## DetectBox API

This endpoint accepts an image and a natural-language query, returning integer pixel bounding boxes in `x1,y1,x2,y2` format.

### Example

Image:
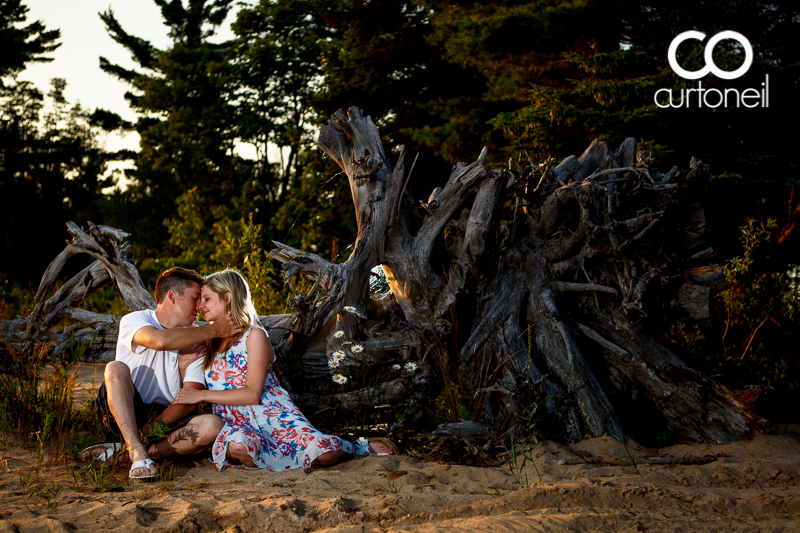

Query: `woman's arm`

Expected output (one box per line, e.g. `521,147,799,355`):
172,328,275,406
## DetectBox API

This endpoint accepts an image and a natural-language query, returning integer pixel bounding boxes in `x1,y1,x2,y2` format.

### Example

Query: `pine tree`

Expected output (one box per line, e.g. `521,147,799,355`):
99,0,243,269
0,79,119,283
0,0,60,84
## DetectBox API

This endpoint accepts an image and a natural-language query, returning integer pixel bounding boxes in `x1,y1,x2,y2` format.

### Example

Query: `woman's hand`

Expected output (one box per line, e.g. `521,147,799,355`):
178,341,206,381
172,387,204,405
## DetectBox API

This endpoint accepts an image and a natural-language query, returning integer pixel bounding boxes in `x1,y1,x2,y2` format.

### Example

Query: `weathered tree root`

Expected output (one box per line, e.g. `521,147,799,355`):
10,108,763,446
268,107,761,444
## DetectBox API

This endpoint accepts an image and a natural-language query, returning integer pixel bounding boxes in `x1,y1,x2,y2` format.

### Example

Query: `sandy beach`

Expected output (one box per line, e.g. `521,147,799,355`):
1,364,798,532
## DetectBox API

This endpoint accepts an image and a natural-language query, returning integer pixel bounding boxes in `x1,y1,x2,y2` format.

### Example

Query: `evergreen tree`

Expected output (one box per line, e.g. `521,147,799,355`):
231,0,329,249
99,0,244,272
0,3,122,286
418,0,798,260
0,0,60,84
0,79,119,284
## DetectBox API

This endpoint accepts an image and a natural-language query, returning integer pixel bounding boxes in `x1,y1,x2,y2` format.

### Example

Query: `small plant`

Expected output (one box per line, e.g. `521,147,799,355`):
654,430,675,448
666,217,800,389
472,488,503,497
506,393,553,486
142,421,171,445
36,482,62,509
14,473,62,510
17,472,35,510
158,462,178,490
35,413,55,473
74,460,119,492
614,434,640,475
386,479,399,494
67,331,97,363
507,438,529,487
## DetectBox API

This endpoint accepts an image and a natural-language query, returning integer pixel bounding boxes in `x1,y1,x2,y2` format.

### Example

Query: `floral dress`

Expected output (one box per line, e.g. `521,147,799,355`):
206,325,368,470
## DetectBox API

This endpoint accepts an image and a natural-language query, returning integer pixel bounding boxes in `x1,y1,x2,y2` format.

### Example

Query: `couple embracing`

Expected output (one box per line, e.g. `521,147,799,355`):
82,267,395,481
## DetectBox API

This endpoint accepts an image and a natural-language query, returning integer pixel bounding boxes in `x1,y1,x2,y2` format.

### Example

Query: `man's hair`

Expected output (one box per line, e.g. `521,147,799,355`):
155,267,204,304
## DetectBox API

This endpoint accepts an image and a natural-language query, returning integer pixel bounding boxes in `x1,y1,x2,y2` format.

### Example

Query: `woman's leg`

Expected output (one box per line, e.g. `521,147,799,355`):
310,440,393,467
226,442,257,468
310,449,348,466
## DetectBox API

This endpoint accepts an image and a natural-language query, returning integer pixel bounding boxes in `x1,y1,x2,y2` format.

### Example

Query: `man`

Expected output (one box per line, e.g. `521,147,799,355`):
82,267,245,480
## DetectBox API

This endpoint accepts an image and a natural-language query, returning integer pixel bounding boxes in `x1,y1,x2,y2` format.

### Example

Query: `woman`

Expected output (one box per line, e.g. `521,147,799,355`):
172,268,394,470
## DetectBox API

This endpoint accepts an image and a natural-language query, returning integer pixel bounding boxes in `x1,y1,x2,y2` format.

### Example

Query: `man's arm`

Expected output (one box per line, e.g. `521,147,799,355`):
133,316,244,352
141,381,205,435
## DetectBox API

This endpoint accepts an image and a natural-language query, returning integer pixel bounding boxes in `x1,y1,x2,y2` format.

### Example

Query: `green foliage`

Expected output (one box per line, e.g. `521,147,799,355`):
614,434,640,475
0,327,98,469
0,0,60,82
2,278,35,319
15,472,56,510
149,187,285,315
34,413,54,473
141,421,171,446
0,78,123,286
73,461,119,493
721,219,781,358
99,1,245,259
666,218,800,388
211,213,284,315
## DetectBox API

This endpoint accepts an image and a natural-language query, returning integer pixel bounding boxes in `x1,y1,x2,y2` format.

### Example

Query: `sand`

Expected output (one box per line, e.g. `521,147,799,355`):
1,364,799,532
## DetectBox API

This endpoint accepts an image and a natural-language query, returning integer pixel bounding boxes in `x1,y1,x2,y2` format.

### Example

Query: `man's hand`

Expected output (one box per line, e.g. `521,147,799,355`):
133,318,246,352
208,316,247,338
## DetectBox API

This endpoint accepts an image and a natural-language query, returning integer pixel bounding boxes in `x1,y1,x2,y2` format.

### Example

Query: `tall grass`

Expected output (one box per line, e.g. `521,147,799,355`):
0,302,98,467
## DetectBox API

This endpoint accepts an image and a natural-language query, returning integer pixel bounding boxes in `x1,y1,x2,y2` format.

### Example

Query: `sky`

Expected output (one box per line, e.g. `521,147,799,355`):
21,0,239,156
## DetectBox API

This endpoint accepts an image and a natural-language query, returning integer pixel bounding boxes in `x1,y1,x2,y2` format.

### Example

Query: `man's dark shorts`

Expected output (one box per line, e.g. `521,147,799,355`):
94,382,202,442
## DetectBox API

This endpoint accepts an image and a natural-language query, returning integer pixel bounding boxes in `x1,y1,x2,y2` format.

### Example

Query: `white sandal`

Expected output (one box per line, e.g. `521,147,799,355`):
129,458,158,482
80,442,123,462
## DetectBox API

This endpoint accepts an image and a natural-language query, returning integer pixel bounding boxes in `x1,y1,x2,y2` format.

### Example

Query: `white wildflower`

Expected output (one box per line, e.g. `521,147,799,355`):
332,351,345,361
343,306,358,314
332,374,348,384
342,341,352,345
351,344,364,354
405,362,418,373
328,359,341,368
333,330,345,339
392,364,401,371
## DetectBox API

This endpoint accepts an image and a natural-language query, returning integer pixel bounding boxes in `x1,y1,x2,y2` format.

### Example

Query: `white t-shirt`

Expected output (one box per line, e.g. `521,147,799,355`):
116,309,206,406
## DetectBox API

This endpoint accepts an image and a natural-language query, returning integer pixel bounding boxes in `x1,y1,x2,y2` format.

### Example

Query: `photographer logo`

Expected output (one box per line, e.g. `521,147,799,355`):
655,30,768,108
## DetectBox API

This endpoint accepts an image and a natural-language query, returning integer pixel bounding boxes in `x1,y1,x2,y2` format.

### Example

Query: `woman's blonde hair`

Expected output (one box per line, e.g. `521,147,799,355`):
202,268,260,370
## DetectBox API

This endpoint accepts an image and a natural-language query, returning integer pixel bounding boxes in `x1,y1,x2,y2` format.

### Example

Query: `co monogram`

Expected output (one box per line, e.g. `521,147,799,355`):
668,30,753,80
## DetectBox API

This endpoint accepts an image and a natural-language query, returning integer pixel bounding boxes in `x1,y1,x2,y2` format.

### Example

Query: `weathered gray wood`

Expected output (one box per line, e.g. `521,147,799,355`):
10,107,760,448
593,314,758,443
262,108,757,445
675,284,711,320
40,261,113,327
64,222,155,311
432,420,493,442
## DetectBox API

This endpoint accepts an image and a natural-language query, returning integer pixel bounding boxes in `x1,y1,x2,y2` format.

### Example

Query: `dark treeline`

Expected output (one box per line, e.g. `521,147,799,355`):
2,1,799,391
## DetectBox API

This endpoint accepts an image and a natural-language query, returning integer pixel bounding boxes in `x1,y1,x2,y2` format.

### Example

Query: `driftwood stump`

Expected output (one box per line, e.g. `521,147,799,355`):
5,108,762,446
266,107,760,444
